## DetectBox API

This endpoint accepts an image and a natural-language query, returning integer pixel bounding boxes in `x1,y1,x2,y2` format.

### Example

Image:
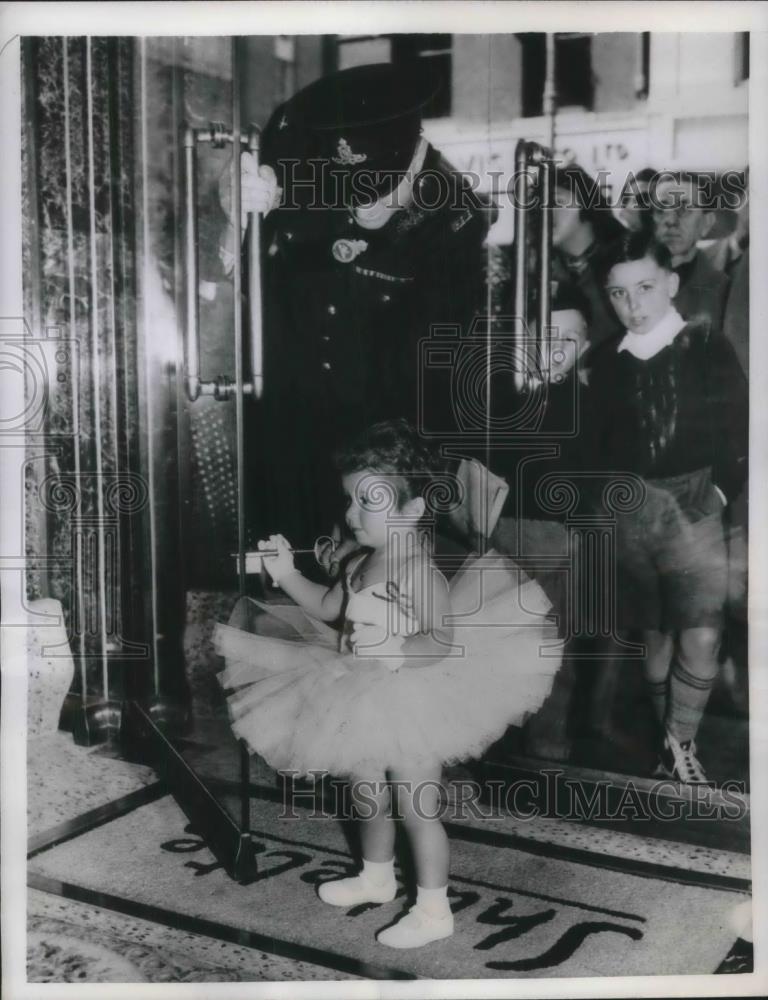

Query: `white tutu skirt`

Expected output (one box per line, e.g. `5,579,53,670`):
214,552,562,779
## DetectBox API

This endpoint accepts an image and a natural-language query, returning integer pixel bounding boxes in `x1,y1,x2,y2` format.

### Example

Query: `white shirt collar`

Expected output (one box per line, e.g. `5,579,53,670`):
353,137,428,231
617,308,686,361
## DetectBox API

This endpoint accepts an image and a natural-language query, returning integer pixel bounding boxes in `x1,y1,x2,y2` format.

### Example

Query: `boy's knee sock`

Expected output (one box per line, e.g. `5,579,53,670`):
647,678,668,725
667,657,716,744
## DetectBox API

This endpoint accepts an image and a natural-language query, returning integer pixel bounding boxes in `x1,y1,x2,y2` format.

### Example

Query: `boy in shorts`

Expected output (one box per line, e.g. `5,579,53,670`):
589,230,747,783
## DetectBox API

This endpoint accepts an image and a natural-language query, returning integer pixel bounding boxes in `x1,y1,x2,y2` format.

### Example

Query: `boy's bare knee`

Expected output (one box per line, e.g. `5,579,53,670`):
679,626,721,667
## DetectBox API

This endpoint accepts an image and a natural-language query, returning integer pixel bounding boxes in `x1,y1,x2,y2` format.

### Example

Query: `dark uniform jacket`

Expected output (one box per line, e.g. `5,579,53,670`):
243,118,491,539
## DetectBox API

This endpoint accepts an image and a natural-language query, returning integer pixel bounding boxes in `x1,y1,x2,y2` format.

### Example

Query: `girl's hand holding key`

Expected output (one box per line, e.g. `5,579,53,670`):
257,534,296,585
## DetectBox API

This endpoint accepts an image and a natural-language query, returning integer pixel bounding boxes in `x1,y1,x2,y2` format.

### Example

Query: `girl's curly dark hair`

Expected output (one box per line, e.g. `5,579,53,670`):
335,418,441,507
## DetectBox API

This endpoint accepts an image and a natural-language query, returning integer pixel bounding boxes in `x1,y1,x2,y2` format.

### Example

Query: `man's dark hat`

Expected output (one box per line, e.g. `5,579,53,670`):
553,162,624,243
293,63,440,178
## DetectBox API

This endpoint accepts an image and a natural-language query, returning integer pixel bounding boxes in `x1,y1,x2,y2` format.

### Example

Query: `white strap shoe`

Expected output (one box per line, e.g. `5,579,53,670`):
318,873,397,907
655,731,711,784
377,904,454,949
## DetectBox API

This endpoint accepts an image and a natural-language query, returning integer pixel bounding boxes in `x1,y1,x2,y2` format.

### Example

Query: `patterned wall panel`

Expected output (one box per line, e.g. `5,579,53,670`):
23,37,146,704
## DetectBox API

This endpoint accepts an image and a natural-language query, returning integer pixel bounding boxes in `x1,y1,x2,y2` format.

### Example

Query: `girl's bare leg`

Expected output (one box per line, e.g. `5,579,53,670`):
389,763,449,889
317,773,396,907
376,763,453,948
351,775,396,863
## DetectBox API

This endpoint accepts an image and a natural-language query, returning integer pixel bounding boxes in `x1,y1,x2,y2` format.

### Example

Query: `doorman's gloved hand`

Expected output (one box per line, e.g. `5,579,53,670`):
241,155,281,219
219,153,282,231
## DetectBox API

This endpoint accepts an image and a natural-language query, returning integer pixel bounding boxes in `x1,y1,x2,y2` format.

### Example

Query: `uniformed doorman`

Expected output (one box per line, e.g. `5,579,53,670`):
216,63,492,546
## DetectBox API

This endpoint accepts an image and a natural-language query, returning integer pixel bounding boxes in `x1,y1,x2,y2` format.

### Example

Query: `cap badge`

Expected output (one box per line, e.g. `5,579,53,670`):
278,114,289,130
332,238,369,263
332,138,367,165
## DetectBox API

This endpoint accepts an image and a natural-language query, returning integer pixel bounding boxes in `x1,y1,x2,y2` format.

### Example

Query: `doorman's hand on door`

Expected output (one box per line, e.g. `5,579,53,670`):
219,154,282,231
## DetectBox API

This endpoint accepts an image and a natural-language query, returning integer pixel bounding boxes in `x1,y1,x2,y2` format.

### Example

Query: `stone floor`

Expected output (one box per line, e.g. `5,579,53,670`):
27,732,156,834
27,889,359,983
22,723,754,984
24,734,361,984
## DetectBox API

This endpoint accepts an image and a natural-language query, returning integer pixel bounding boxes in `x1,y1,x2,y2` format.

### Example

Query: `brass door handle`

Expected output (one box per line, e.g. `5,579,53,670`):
181,121,263,402
513,139,554,392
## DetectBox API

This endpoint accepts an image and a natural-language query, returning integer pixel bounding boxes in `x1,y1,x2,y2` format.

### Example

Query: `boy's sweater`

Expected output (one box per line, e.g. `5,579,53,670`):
587,316,748,502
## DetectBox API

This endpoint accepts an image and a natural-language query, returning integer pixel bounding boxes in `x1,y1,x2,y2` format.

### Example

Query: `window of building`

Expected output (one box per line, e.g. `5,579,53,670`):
518,33,594,117
390,34,452,118
735,32,749,84
635,32,651,99
328,34,453,117
273,36,297,105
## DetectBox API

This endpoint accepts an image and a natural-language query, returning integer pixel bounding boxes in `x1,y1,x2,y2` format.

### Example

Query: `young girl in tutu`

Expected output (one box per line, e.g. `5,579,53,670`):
215,419,561,949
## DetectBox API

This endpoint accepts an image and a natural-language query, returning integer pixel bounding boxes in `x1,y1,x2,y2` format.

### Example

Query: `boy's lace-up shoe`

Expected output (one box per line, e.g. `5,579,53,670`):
318,873,397,907
654,731,712,785
376,904,454,949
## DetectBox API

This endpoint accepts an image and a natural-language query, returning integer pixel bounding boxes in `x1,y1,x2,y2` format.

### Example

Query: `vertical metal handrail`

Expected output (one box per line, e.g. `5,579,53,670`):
536,153,554,379
513,139,555,391
246,126,264,400
513,139,530,393
230,58,247,604
182,123,202,402
181,122,263,403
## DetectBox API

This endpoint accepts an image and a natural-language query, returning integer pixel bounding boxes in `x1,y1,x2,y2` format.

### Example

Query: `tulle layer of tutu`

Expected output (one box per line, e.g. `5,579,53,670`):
214,553,563,779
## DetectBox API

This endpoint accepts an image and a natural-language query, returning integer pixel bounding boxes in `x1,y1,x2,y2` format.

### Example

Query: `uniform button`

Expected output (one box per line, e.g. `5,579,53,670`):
322,335,330,342
381,293,391,303
321,361,332,371
284,231,294,241
327,305,336,315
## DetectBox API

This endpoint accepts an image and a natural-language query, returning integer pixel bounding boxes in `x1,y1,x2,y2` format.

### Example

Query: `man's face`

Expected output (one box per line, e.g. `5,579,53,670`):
549,309,588,379
619,178,651,232
651,180,715,259
604,256,679,335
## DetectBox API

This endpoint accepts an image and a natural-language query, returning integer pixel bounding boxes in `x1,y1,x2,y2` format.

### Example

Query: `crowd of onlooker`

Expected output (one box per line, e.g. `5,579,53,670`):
222,59,749,788
489,162,749,785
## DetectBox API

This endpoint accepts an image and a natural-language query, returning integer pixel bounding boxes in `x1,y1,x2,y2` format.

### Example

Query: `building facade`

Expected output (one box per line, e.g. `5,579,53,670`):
303,32,750,242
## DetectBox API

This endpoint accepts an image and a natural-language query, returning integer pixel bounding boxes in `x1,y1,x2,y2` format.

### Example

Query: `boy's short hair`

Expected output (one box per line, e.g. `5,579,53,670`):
597,230,673,284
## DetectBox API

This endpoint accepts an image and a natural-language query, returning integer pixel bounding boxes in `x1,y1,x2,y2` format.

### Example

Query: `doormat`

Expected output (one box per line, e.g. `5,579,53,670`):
28,793,748,982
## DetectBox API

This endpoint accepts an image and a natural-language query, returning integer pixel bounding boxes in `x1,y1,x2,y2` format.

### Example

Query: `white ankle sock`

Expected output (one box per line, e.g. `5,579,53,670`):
362,858,395,887
416,884,451,918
